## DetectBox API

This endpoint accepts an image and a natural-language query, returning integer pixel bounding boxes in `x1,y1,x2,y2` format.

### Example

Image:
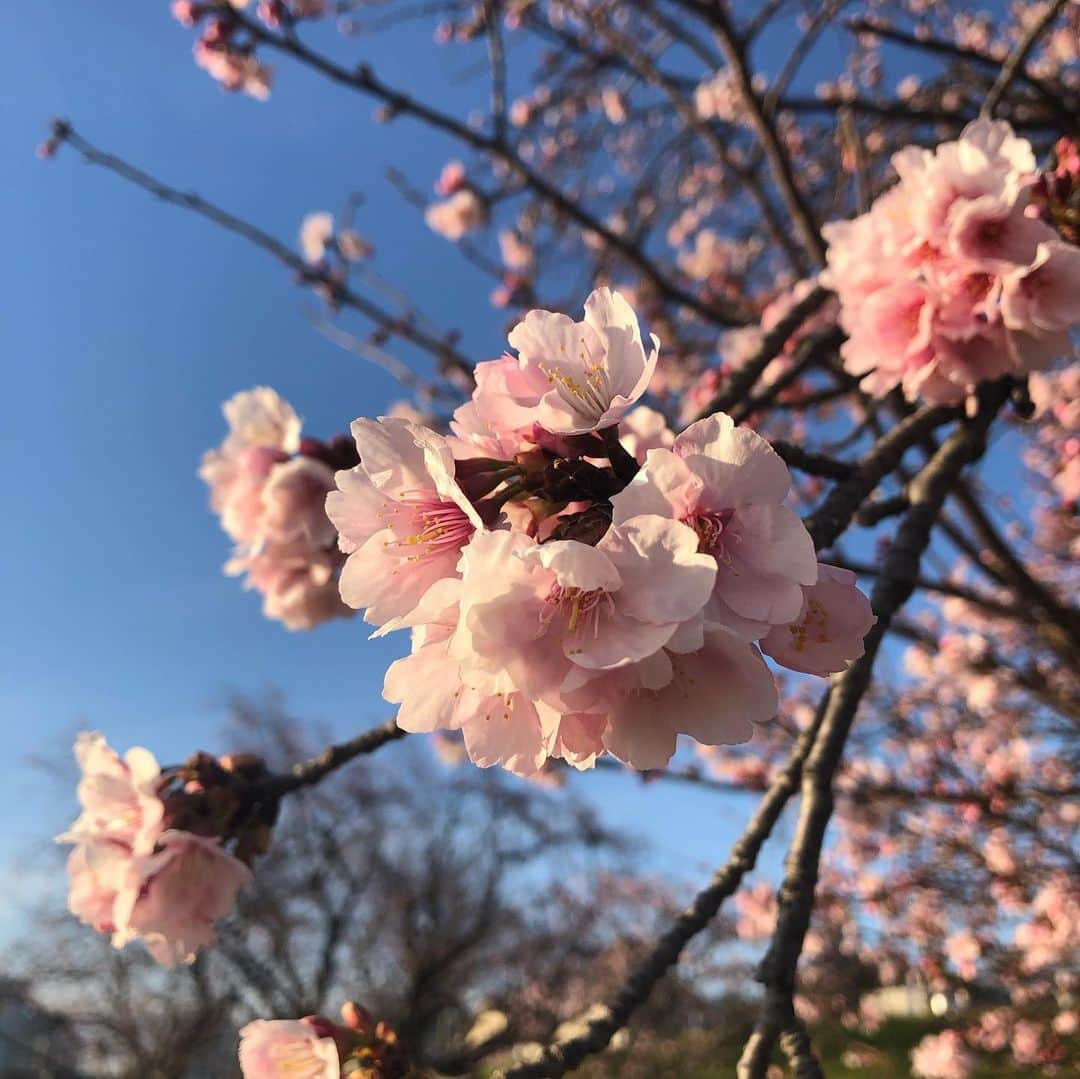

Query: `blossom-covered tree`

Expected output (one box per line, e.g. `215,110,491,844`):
33,0,1080,1075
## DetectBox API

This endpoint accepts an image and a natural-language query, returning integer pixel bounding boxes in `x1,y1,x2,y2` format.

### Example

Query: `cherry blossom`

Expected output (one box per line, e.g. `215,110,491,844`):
910,1029,975,1079
299,211,334,263
611,413,818,639
425,188,487,241
201,389,350,630
239,1019,339,1078
760,564,877,676
507,287,660,434
57,734,251,967
113,830,252,967
326,417,482,632
824,119,1079,403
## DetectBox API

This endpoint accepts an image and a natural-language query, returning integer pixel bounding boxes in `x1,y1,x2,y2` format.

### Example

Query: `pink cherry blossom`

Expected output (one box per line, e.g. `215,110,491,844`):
58,732,163,854
257,456,339,551
434,159,467,196
57,734,164,941
203,391,349,630
910,1029,975,1079
242,546,350,631
1002,239,1080,336
200,387,301,538
611,412,818,639
424,189,487,240
239,1018,340,1078
326,417,482,632
596,627,776,770
452,519,715,708
507,287,660,434
760,565,876,676
114,830,252,967
382,577,605,776
448,354,549,460
65,842,130,936
735,881,779,939
824,119,1076,403
193,37,273,100
299,211,334,263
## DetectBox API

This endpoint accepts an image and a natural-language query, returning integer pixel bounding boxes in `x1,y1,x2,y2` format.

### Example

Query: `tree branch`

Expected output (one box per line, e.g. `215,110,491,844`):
735,382,1008,1077
253,719,407,800
981,0,1071,119
493,692,835,1079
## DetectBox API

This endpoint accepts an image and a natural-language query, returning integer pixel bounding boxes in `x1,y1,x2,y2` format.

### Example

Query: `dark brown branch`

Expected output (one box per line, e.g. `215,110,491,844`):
830,557,1016,620
846,16,1077,132
771,442,853,481
483,0,509,140
253,719,407,800
804,401,963,550
777,94,1060,133
735,383,1007,1078
690,285,834,423
950,481,1080,659
730,327,847,424
604,3,809,274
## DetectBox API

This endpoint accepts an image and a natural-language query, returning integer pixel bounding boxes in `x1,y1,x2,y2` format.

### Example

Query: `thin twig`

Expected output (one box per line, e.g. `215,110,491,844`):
211,3,748,328
982,0,1069,119
804,401,963,550
709,6,828,266
49,120,473,385
771,442,852,481
253,719,407,800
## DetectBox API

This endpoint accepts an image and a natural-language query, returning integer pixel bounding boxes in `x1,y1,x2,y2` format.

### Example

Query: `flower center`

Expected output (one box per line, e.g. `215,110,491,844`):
383,495,475,562
538,583,615,641
788,597,829,652
686,508,737,563
539,334,611,419
269,1040,326,1076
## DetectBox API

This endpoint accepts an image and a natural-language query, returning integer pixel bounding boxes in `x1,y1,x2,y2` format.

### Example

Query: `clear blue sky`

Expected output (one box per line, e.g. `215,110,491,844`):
1,2,809,933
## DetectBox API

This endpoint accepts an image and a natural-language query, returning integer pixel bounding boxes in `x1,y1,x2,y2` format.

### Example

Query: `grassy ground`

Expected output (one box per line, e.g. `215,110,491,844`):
502,1016,1069,1077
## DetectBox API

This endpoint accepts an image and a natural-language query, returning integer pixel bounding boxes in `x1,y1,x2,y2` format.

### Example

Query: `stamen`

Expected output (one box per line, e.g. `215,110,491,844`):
788,597,829,652
537,333,612,419
382,494,475,561
537,583,615,641
686,508,738,565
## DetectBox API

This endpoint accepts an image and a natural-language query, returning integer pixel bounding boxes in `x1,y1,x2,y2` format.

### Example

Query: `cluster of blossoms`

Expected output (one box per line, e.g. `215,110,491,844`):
172,0,326,99
58,733,259,966
240,1003,420,1079
823,119,1080,404
424,160,488,242
200,387,356,630
299,211,373,266
1028,361,1080,520
325,288,874,775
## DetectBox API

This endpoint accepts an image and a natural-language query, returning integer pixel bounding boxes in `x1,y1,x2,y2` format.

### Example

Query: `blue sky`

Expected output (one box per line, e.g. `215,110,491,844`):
2,2,816,934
